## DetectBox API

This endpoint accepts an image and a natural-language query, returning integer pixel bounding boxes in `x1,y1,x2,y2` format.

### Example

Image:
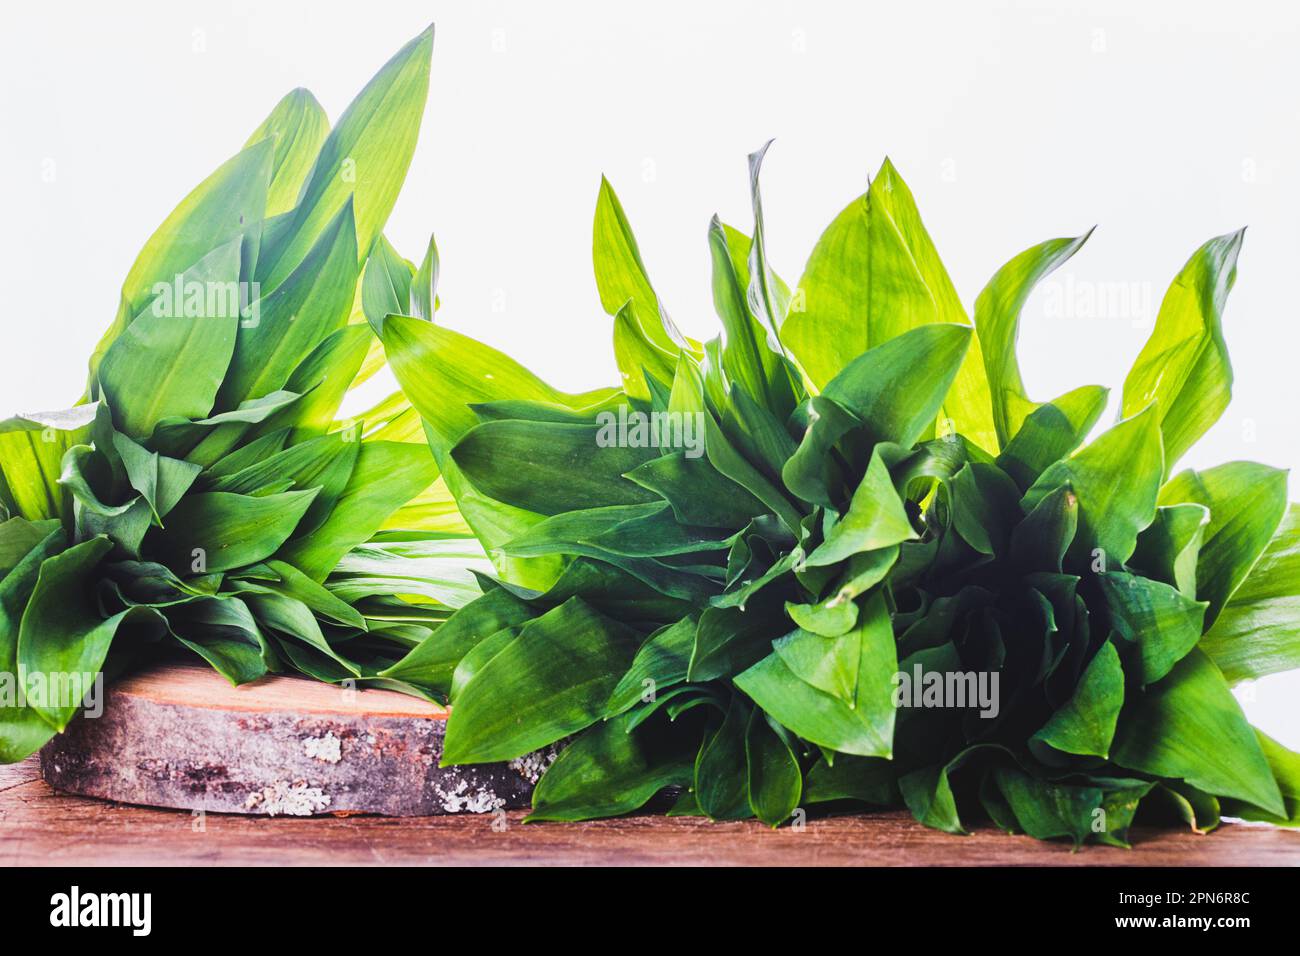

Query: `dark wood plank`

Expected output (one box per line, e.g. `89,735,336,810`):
4,755,1296,866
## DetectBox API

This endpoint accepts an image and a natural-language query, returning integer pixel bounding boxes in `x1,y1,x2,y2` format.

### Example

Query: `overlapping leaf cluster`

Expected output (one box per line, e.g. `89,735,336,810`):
384,147,1300,841
0,28,488,762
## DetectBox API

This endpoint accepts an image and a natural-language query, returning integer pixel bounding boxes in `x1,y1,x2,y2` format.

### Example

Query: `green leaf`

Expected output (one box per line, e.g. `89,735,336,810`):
87,137,272,385
98,239,243,438
17,537,162,730
411,233,439,320
0,526,66,760
1112,648,1283,816
382,315,618,458
604,616,696,717
0,406,97,522
975,231,1092,447
625,452,767,529
746,709,803,827
257,26,433,287
593,176,684,356
805,451,916,567
528,709,696,822
166,596,271,685
1098,572,1208,685
1122,229,1243,473
995,386,1109,492
1030,640,1123,759
442,598,641,763
360,234,413,334
1022,404,1163,566
1010,484,1078,573
243,87,330,218
1199,504,1300,683
1220,729,1300,826
151,489,318,574
782,158,995,451
993,768,1101,846
379,587,533,694
735,594,896,757
694,695,753,820
1159,461,1289,627
277,440,436,580
708,218,795,417
220,199,360,407
1129,503,1209,598
453,420,659,516
111,431,202,523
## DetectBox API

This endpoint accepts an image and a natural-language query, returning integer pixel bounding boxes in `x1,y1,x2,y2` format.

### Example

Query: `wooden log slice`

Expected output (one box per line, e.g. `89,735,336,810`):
39,660,539,816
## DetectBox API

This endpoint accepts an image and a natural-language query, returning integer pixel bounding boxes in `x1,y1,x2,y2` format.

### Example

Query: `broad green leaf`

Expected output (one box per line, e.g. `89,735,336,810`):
0,406,97,521
528,709,696,822
782,158,995,451
1098,572,1208,685
442,598,641,763
1010,484,1078,573
805,451,916,567
604,617,696,717
257,26,433,287
975,231,1092,447
1122,230,1243,473
151,489,318,574
267,323,372,442
244,87,330,217
111,431,201,523
86,137,273,386
950,462,1023,557
1022,404,1163,566
1221,729,1300,826
1129,503,1209,598
277,440,436,580
1112,648,1283,816
98,239,243,438
379,586,533,694
995,385,1108,492
611,303,677,402
220,200,360,407
993,768,1101,846
453,420,658,517
1030,640,1123,759
1199,504,1300,683
694,695,752,820
382,315,617,458
360,234,413,334
593,176,685,355
166,596,271,685
1159,461,1289,627
625,452,767,529
17,537,162,730
820,323,972,449
735,594,896,757
0,517,60,578
745,709,802,827
0,527,66,760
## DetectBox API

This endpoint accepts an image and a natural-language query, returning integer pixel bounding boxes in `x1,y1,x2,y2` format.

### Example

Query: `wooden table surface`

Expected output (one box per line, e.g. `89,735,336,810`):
3,755,1296,866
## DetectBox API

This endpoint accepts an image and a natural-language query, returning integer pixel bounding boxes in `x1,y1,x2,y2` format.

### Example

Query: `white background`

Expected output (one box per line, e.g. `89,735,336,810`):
2,1,1296,745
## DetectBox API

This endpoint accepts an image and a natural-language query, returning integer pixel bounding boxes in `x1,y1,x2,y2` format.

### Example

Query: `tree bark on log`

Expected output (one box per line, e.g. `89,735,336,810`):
40,661,536,816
